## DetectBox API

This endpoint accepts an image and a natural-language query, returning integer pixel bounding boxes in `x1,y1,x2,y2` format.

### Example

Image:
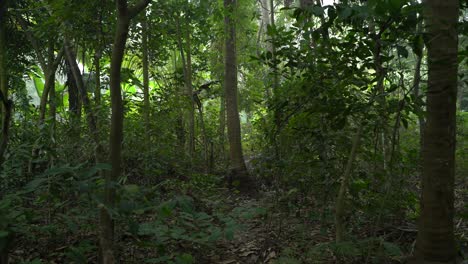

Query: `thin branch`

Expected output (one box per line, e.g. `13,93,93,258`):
128,0,151,19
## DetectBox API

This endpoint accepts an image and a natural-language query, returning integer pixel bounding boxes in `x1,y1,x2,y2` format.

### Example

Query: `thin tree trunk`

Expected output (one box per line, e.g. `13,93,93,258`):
142,14,150,135
335,125,362,242
371,25,388,173
94,50,102,107
0,1,7,123
219,96,226,163
175,15,195,160
94,6,103,109
66,58,82,139
413,44,424,156
457,81,464,110
64,39,100,152
100,1,150,263
413,0,459,262
195,95,209,173
38,49,64,124
224,0,253,192
47,42,57,131
0,3,13,263
269,0,278,92
0,0,10,167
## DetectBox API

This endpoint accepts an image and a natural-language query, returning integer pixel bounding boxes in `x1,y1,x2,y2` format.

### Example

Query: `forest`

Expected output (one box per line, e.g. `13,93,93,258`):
0,0,467,263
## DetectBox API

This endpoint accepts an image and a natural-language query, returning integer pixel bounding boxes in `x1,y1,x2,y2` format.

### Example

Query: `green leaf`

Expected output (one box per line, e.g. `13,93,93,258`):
175,253,193,264
123,184,140,194
24,178,48,193
312,6,324,16
397,45,409,58
339,7,352,20
0,231,9,238
146,256,172,263
382,241,403,256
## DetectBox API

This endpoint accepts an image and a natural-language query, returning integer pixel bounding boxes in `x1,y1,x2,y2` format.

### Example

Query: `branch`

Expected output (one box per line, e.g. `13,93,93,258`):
51,46,65,71
128,0,151,19
117,0,128,13
16,15,47,71
0,88,7,106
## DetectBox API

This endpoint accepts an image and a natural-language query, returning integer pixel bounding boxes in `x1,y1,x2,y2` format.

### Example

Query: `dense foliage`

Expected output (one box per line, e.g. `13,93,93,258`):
0,0,466,263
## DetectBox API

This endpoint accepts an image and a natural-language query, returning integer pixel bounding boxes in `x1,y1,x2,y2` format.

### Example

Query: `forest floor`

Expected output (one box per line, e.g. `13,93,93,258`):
6,173,466,264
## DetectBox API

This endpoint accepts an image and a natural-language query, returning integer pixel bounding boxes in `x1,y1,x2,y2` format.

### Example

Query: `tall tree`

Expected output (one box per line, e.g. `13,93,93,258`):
100,0,150,262
16,17,63,125
175,12,195,161
413,0,459,262
0,2,13,262
224,0,253,192
142,13,150,137
0,0,11,168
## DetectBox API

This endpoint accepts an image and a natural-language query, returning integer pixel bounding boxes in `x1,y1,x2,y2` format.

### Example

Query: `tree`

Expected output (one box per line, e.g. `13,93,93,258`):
0,0,12,168
175,10,196,162
100,0,150,262
224,0,253,192
412,0,459,262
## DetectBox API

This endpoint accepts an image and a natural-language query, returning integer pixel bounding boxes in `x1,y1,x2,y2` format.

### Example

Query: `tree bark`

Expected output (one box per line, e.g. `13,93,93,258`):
371,24,388,173
64,40,100,151
142,14,150,137
0,1,7,122
94,50,102,108
219,95,226,164
413,0,459,262
175,14,195,161
335,125,362,242
100,1,150,263
47,41,57,131
224,0,253,192
412,41,425,156
0,3,13,263
38,48,64,124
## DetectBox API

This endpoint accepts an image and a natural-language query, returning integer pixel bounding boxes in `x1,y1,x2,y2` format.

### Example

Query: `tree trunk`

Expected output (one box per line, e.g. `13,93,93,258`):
335,125,362,242
195,95,209,173
224,0,253,192
64,40,100,152
100,1,150,263
269,0,278,92
142,14,150,136
47,42,57,131
38,49,64,124
457,80,464,110
371,24,388,173
176,14,195,161
219,95,226,164
0,3,13,263
0,1,6,119
412,41,425,157
413,0,459,263
66,57,82,137
94,50,102,108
